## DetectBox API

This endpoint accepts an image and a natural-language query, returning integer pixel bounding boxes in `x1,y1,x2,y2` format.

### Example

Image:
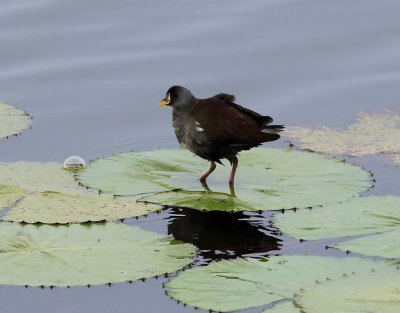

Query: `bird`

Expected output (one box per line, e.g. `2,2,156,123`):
160,86,284,185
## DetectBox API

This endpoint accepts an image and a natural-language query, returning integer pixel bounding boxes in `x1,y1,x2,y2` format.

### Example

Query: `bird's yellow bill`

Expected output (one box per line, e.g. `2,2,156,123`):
159,94,171,106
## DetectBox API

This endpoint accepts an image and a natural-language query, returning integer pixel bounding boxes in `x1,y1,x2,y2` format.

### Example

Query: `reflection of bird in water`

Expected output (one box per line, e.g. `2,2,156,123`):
167,208,281,260
160,86,284,185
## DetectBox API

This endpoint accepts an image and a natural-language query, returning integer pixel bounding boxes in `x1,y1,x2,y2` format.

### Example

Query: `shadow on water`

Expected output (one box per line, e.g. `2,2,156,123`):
167,207,281,261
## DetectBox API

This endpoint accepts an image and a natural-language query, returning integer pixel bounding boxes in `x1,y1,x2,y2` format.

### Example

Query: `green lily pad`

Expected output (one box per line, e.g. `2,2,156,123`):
284,109,400,157
0,103,32,139
165,255,400,312
0,221,195,286
0,162,162,223
0,184,26,208
334,229,400,259
77,147,372,211
2,192,160,224
273,195,400,258
0,161,93,195
273,195,400,240
262,301,301,313
295,267,400,313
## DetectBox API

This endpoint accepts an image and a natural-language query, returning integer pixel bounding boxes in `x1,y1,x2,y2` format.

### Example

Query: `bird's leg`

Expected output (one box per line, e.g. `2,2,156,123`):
200,161,216,182
229,156,238,185
200,179,212,192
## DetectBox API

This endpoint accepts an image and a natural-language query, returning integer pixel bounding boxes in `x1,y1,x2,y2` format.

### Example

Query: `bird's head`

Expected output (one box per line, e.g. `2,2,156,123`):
159,86,195,109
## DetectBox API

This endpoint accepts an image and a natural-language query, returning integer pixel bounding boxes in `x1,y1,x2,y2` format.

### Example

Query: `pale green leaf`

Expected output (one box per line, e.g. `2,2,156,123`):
0,221,195,286
0,103,32,139
2,192,160,224
0,184,26,208
295,266,400,313
273,196,400,240
334,229,400,258
262,301,301,313
165,255,397,312
78,148,372,211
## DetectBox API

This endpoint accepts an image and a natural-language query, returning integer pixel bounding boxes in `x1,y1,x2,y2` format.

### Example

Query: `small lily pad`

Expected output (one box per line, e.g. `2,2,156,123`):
165,255,400,312
0,103,32,139
284,110,400,157
0,221,195,286
77,147,372,211
2,192,160,224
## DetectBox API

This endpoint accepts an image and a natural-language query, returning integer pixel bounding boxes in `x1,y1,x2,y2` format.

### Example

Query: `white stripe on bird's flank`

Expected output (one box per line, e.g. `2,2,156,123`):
195,121,204,132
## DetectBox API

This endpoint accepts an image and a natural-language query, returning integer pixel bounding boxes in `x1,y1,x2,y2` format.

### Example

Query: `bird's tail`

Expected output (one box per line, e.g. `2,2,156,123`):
262,124,285,134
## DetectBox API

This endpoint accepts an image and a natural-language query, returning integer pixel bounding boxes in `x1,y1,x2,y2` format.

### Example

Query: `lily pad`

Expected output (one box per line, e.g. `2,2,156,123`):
78,147,372,211
284,110,400,157
273,195,400,258
334,229,400,259
262,301,301,313
0,103,32,139
295,267,400,313
0,184,26,208
2,192,160,224
0,162,161,223
165,255,400,312
273,195,400,240
0,221,195,286
0,161,93,195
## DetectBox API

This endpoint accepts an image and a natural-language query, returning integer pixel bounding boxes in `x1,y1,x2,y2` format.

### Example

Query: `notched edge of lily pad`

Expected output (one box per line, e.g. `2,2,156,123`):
1,192,165,225
0,103,33,139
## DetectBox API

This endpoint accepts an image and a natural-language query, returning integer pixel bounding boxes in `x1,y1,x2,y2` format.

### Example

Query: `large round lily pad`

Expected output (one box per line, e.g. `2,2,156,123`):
0,221,195,286
0,162,161,223
77,147,372,211
273,195,400,258
0,103,32,139
284,109,400,157
164,255,400,312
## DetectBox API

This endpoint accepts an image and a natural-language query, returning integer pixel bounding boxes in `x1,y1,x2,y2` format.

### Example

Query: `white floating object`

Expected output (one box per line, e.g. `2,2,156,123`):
63,156,86,170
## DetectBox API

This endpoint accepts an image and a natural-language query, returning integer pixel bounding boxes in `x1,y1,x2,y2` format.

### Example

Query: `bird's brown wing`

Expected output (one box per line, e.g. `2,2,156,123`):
190,96,278,145
214,93,273,126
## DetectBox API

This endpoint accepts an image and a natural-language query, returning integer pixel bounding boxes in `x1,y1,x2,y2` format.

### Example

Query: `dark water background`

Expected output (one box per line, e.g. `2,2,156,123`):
0,0,399,312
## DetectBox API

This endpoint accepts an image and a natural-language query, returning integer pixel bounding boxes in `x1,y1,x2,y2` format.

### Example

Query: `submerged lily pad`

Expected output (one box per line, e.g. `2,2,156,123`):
77,147,372,212
2,192,160,224
284,110,400,157
0,103,32,139
0,162,161,223
165,255,400,312
273,195,400,257
0,221,195,286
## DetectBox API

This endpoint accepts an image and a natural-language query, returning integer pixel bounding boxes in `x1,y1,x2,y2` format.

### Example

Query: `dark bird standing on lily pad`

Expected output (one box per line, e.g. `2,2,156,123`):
160,86,284,185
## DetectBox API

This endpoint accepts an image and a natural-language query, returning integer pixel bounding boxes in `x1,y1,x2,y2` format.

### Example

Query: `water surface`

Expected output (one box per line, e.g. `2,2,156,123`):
0,0,399,312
